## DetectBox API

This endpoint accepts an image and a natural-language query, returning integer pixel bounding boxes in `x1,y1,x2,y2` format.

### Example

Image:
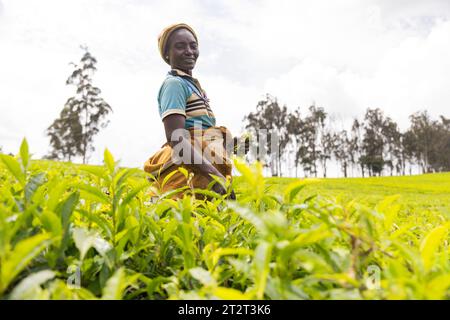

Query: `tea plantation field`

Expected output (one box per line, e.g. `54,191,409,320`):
1,140,449,300
266,173,450,214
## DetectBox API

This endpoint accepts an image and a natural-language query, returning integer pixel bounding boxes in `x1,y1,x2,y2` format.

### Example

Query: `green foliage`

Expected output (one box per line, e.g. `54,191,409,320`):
0,141,449,300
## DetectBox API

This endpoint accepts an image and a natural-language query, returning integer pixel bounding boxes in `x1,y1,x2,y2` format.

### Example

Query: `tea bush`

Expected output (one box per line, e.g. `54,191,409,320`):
0,139,449,299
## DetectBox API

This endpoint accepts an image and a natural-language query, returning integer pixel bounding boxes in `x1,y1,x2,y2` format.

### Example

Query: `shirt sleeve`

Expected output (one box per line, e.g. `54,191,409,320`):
158,77,189,120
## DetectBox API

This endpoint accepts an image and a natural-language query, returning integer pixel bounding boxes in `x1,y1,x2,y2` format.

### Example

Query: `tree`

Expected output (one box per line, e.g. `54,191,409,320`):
318,117,335,178
405,111,431,173
244,94,289,176
333,130,352,177
434,116,450,171
350,119,365,177
47,46,112,163
319,131,334,178
401,130,416,175
307,104,327,177
423,114,450,172
381,117,402,176
46,103,82,161
296,117,316,177
287,107,305,177
293,104,327,177
361,108,386,176
404,111,450,174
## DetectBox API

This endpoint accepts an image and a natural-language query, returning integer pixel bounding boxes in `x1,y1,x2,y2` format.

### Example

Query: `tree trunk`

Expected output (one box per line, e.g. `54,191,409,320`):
343,162,348,178
270,155,276,176
83,103,88,164
278,154,282,177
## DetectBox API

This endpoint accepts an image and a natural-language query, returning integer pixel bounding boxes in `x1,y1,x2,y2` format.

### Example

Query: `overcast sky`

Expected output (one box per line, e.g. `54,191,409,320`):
1,0,450,172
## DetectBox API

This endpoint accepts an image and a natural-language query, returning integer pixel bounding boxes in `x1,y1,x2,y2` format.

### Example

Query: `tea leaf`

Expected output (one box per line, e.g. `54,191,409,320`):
189,267,216,287
420,222,450,272
9,270,55,300
253,241,272,299
19,138,30,171
73,227,112,260
101,268,138,300
212,287,249,300
104,148,115,173
0,154,25,186
0,233,52,293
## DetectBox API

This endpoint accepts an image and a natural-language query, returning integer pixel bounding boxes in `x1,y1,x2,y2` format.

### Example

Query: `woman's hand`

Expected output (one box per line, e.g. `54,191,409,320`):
163,114,236,200
233,135,250,155
211,180,227,195
210,174,236,200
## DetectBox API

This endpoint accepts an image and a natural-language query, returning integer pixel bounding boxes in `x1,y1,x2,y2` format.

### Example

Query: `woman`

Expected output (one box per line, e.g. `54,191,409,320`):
144,23,236,200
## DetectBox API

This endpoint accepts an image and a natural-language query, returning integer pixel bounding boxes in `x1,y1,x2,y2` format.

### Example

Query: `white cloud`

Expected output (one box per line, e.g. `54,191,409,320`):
261,1,450,129
1,0,450,174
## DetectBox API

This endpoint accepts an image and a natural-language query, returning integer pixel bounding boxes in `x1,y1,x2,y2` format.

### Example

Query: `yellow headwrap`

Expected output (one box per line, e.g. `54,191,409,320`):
158,23,198,65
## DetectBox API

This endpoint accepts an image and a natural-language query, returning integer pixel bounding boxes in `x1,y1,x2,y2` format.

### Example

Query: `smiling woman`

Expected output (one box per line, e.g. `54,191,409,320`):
144,23,236,200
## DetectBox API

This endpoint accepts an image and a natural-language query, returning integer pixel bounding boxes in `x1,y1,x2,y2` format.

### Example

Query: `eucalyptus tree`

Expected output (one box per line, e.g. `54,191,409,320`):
361,108,386,176
244,94,290,176
47,46,112,163
406,111,434,174
350,119,365,177
333,130,353,178
286,107,304,178
382,117,402,176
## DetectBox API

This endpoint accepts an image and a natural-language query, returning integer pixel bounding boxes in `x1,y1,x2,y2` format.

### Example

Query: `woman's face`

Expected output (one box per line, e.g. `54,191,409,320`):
167,28,199,74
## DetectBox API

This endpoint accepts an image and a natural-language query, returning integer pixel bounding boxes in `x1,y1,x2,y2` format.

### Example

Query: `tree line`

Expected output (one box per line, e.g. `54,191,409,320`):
244,94,450,177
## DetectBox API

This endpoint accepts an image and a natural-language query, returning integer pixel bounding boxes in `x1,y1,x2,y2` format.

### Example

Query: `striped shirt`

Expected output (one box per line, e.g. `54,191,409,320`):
157,69,216,129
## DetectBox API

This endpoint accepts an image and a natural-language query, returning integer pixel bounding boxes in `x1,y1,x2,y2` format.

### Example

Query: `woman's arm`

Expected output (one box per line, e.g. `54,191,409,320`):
163,114,234,198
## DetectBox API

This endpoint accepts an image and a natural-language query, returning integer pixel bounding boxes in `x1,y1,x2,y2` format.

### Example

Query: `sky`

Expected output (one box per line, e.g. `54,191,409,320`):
1,0,450,175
